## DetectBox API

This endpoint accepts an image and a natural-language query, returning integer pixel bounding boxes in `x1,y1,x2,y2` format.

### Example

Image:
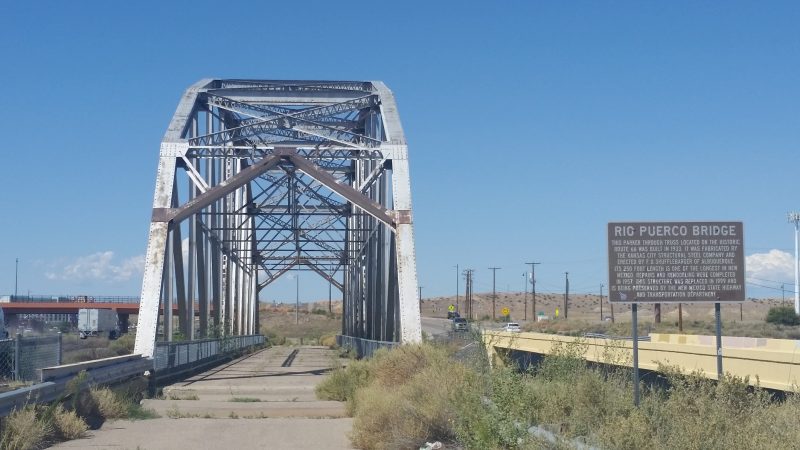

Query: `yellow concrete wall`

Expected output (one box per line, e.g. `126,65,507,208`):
484,331,800,391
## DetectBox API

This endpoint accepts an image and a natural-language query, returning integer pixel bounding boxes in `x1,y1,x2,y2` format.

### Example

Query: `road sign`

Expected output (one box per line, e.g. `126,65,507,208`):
608,222,745,303
501,307,510,316
448,304,455,312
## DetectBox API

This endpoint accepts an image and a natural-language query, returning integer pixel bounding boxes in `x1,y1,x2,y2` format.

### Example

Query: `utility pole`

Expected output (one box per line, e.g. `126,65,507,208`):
600,284,604,321
564,272,569,319
455,264,459,313
464,269,474,320
14,258,19,300
790,212,800,314
489,267,501,319
526,262,540,321
328,280,332,314
523,272,528,321
419,286,423,303
295,273,300,325
782,284,786,305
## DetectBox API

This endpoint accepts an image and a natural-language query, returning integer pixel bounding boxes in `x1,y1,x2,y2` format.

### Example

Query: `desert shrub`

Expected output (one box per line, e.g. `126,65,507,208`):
90,387,128,419
319,333,337,348
315,358,372,408
766,306,800,326
52,406,88,440
350,347,471,450
109,333,136,355
0,407,51,450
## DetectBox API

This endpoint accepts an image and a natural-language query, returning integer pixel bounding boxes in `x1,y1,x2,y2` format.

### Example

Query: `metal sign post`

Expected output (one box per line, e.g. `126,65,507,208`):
715,301,723,379
632,303,640,406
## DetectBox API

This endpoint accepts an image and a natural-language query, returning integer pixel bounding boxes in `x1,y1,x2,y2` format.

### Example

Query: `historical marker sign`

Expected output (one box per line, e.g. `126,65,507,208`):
608,222,745,303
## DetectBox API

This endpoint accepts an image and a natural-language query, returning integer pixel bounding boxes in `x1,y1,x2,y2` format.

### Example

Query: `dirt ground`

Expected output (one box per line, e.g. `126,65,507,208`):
419,291,785,324
259,302,341,342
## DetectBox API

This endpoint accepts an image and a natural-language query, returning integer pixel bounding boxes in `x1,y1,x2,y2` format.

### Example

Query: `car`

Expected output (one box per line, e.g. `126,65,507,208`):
502,322,521,332
447,311,460,319
452,317,468,332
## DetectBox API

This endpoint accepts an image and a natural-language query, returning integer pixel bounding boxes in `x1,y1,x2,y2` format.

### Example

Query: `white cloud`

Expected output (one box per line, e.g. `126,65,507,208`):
746,249,794,283
46,251,145,282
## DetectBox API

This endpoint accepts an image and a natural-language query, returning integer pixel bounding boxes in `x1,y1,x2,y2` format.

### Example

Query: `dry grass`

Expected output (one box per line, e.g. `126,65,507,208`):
320,334,800,450
317,344,472,449
51,406,88,440
89,387,128,419
0,407,51,450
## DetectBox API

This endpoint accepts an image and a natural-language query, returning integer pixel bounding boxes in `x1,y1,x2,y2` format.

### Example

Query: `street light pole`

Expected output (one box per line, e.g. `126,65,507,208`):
789,212,800,314
14,258,19,300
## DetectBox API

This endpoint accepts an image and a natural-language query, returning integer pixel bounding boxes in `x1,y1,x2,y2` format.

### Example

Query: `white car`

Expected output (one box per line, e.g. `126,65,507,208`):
502,323,521,332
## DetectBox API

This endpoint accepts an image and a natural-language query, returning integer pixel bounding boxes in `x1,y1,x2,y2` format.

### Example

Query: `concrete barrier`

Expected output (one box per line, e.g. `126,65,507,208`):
484,331,800,391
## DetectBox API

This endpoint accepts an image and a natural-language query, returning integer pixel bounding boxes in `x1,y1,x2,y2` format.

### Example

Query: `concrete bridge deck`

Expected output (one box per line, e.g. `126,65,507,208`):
54,346,354,449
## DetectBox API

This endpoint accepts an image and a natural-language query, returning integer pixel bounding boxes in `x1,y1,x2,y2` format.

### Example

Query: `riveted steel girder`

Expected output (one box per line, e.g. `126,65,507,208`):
134,79,422,358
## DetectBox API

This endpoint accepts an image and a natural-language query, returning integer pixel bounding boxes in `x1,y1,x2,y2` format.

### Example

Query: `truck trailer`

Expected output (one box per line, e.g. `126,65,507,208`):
78,308,120,339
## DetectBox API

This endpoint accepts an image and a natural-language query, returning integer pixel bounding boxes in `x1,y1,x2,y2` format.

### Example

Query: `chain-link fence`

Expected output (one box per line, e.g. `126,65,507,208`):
0,334,62,382
153,335,265,372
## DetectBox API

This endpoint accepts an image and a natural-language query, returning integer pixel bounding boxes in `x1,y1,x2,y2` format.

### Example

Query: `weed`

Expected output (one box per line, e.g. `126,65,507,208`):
167,391,199,401
230,397,261,402
0,407,51,450
89,387,127,419
52,405,88,440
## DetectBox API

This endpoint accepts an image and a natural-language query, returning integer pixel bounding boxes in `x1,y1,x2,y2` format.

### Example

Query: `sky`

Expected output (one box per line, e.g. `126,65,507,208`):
0,1,798,302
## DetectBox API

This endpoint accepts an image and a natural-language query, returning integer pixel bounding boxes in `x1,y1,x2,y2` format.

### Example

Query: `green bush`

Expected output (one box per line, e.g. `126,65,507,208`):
766,306,800,325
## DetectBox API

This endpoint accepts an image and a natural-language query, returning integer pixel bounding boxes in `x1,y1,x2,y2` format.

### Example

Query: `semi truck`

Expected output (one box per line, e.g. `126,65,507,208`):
78,308,120,340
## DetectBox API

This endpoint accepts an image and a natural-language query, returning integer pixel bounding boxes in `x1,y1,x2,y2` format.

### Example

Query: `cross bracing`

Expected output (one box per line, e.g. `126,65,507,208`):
134,79,422,358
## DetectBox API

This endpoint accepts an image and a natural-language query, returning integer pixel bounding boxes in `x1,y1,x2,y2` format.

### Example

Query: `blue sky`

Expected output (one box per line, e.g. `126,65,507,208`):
0,1,798,301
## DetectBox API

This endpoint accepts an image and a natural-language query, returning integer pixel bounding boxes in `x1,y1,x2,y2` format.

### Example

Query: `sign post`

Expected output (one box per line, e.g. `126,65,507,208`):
715,302,723,379
608,221,745,405
632,303,639,406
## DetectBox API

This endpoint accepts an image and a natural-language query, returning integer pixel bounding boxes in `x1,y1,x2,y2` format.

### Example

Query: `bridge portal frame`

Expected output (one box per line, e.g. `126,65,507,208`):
134,79,422,358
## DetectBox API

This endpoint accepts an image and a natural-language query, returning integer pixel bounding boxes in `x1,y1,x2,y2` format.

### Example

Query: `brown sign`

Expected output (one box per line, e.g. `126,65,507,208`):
608,222,745,303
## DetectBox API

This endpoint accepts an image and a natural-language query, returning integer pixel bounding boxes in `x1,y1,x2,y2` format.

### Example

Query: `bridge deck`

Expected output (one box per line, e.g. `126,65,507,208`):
52,346,354,450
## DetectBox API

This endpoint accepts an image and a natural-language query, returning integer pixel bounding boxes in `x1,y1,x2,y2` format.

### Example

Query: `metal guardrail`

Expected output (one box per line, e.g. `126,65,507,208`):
0,355,152,417
0,334,266,417
154,335,265,372
582,332,651,342
336,335,397,358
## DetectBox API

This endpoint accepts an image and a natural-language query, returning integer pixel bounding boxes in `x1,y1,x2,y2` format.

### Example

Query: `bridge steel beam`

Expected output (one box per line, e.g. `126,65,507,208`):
134,79,422,358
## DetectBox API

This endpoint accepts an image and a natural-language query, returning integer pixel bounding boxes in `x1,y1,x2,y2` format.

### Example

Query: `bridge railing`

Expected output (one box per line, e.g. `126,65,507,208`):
0,294,139,303
336,335,397,358
154,335,265,372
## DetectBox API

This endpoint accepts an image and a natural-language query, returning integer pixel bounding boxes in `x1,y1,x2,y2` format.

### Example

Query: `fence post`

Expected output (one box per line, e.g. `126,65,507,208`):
57,332,63,365
14,333,21,381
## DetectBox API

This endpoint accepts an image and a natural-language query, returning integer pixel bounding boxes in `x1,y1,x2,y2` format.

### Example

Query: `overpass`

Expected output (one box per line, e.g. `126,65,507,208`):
485,330,800,392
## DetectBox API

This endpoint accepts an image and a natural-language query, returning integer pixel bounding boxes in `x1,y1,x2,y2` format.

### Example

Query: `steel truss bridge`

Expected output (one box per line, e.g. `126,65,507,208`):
134,79,422,357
